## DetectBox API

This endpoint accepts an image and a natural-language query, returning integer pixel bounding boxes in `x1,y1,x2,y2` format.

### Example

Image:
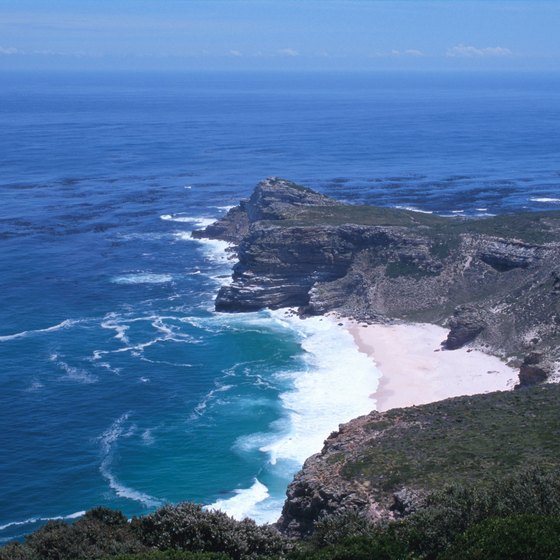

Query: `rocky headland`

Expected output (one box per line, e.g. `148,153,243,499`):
194,177,560,534
195,177,560,379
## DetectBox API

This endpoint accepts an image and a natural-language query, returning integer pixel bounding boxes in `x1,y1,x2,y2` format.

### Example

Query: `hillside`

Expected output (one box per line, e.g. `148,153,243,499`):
278,383,560,535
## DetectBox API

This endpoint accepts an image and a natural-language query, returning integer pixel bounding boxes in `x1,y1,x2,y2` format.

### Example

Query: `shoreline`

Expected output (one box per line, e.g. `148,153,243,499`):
341,318,518,412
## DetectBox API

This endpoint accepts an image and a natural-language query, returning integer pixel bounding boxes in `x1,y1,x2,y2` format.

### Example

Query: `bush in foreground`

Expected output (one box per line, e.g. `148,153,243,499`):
398,466,560,558
0,507,145,560
107,552,230,560
439,514,560,560
132,503,289,560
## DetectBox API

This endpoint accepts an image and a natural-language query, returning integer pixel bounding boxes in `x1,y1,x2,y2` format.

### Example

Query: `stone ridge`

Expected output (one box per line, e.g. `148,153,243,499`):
195,177,560,380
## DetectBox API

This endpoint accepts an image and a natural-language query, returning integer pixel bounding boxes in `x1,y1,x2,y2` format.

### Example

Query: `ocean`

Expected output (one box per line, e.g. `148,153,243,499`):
1,70,559,543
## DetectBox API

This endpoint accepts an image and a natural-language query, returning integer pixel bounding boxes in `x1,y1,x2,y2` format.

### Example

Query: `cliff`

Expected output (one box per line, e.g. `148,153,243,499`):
194,177,560,377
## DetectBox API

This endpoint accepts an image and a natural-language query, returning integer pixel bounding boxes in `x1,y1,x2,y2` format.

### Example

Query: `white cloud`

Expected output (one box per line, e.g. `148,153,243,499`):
446,44,512,58
228,49,243,57
370,48,424,58
402,49,424,57
0,46,21,55
276,48,299,57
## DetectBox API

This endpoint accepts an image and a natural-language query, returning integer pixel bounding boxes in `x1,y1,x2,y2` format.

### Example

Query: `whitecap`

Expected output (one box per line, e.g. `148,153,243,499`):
190,383,234,420
175,233,234,284
0,319,78,343
50,353,98,384
111,273,173,285
26,379,44,392
394,205,433,214
101,315,130,343
98,414,162,508
530,197,560,203
234,311,380,467
96,362,122,375
160,214,216,229
205,479,271,522
0,511,86,532
142,429,155,446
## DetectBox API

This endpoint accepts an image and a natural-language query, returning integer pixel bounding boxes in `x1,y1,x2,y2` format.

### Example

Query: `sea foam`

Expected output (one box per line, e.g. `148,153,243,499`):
530,197,560,203
256,311,380,465
206,310,381,523
0,319,78,342
111,273,174,285
98,413,162,508
395,205,433,214
0,510,86,532
205,479,271,523
160,214,216,229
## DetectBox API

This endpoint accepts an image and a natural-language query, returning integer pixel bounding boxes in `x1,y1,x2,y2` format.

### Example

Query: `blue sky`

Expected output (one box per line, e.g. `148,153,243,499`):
1,0,559,71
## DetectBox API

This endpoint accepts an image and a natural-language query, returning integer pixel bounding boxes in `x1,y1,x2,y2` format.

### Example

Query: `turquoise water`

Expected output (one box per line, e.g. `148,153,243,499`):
1,71,559,542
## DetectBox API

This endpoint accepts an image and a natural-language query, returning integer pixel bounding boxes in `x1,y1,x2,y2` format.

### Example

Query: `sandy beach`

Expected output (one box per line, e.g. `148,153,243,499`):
344,320,518,412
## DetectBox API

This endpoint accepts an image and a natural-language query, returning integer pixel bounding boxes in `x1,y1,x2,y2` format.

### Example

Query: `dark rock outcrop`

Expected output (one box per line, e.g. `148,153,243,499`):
444,305,488,350
516,352,549,388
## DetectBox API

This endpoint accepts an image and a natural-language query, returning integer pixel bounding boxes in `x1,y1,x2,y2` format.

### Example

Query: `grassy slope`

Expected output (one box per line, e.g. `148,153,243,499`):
339,384,560,502
266,202,560,244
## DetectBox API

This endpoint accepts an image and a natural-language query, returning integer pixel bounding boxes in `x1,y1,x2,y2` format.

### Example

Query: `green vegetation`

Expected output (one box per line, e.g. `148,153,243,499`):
132,503,288,560
107,553,230,560
293,467,560,560
270,199,560,245
439,514,560,560
340,384,560,505
0,505,290,560
4,466,560,559
272,204,446,229
385,259,439,278
0,508,145,560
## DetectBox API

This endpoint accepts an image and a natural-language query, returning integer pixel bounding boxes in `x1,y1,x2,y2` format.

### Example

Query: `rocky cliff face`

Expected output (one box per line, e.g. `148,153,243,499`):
195,177,560,378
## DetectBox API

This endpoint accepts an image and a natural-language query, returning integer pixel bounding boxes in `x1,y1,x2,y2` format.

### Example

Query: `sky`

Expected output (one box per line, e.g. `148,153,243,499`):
1,0,560,71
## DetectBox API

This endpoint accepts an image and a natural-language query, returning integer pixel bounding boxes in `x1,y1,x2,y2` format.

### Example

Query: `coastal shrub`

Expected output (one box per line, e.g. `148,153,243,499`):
288,533,408,560
438,514,560,560
2,507,145,560
106,552,231,560
132,502,290,560
309,511,376,548
0,541,38,560
398,466,560,558
288,511,407,560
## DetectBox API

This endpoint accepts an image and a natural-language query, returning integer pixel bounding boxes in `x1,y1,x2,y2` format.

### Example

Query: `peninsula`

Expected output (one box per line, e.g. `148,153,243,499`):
194,177,560,382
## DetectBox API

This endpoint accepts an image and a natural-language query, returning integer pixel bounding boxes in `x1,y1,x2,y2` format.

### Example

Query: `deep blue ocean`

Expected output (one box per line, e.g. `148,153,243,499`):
1,71,559,542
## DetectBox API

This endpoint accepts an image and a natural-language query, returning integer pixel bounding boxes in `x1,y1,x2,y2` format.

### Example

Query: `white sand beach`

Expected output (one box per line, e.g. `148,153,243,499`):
343,320,518,412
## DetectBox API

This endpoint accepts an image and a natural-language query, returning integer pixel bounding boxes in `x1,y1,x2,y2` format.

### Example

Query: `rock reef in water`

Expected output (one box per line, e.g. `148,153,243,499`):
194,177,560,379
